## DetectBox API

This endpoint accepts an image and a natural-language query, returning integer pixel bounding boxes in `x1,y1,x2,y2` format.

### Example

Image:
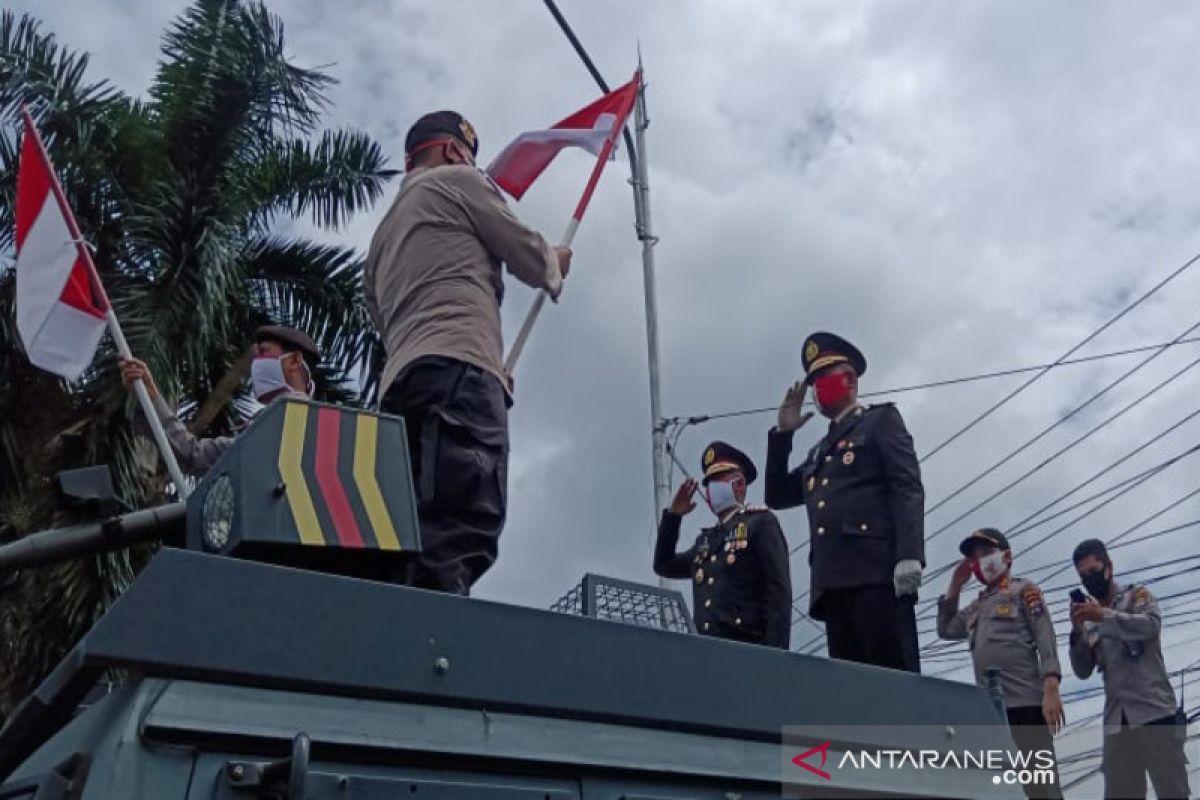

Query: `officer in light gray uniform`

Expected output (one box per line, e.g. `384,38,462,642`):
1069,538,1188,800
938,528,1063,800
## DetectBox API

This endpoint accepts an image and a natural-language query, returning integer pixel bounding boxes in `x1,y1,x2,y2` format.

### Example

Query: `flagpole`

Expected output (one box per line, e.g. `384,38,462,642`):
629,58,671,589
20,107,191,499
503,216,580,374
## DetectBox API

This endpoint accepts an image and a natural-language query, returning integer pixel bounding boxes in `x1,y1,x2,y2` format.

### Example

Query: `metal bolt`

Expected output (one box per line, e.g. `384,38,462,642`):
229,764,245,781
434,656,451,675
945,725,956,739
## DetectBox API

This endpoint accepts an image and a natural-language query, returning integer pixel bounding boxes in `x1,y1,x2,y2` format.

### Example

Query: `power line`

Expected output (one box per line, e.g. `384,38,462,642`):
1034,483,1200,587
916,247,1200,463
664,335,1200,425
922,330,1200,537
915,437,1200,606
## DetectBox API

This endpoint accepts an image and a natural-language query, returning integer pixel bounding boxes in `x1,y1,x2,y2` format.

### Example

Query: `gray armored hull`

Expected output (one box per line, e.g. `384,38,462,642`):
0,550,1022,799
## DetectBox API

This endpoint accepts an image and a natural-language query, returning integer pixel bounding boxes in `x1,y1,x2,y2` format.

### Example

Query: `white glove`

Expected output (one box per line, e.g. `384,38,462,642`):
893,559,923,598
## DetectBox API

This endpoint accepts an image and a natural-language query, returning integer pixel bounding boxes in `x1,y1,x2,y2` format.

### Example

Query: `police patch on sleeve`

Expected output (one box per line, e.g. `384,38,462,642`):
1022,585,1046,618
1133,585,1151,610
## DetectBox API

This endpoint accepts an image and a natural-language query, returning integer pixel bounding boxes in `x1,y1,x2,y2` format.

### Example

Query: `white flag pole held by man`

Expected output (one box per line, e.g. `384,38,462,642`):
490,70,642,373
15,107,191,498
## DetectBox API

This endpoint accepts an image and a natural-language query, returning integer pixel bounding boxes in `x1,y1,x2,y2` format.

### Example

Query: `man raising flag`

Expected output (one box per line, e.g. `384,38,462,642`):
365,73,638,595
14,107,189,495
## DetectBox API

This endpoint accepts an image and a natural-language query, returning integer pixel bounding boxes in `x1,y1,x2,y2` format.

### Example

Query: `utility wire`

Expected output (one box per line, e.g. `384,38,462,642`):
916,247,1200,463
664,336,1200,425
913,437,1200,612
922,333,1200,537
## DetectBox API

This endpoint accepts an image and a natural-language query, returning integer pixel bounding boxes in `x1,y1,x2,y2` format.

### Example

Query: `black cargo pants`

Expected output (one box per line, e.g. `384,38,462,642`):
382,356,509,595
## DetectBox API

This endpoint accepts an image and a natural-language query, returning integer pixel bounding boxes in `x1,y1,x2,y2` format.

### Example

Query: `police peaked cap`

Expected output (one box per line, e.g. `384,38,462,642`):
404,110,479,158
701,440,757,486
801,332,867,384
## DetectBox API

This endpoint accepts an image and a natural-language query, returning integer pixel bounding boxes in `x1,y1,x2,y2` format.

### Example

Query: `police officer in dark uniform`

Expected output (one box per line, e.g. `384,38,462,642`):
765,332,925,672
654,442,792,649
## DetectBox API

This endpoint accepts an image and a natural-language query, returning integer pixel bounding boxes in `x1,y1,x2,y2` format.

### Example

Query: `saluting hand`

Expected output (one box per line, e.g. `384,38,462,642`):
947,558,973,598
777,380,813,432
669,478,698,516
119,357,160,400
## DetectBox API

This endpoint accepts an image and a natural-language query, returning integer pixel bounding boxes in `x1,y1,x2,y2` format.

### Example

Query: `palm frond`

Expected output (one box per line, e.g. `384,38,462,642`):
0,11,120,123
247,128,397,231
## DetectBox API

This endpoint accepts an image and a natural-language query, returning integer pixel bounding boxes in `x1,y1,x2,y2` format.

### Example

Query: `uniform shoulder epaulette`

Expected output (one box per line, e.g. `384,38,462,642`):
744,504,770,514
1129,583,1152,606
1019,579,1047,617
474,166,507,198
866,402,896,412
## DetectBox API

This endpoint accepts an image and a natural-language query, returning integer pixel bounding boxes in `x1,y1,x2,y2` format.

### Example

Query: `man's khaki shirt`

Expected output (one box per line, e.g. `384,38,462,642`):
937,574,1061,708
365,165,561,395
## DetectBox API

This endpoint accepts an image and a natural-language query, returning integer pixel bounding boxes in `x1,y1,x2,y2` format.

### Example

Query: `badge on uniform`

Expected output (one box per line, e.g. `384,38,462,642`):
837,439,848,450
694,568,704,584
994,604,1013,618
842,451,855,466
807,476,816,492
735,522,748,540
1022,586,1046,618
726,553,736,565
1133,585,1150,610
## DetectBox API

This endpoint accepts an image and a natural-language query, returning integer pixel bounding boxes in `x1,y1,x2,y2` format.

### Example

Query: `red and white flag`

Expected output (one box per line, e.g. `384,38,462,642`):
487,71,640,201
15,110,109,380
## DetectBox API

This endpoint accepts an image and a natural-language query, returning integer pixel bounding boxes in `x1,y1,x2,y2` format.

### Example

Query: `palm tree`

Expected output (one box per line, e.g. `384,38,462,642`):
0,0,396,712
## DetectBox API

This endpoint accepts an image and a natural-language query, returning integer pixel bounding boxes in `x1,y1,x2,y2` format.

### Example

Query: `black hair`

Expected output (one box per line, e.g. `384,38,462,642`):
1072,538,1109,566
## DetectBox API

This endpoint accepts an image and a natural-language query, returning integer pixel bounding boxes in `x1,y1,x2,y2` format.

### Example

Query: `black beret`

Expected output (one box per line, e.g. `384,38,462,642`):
801,332,867,384
701,440,757,486
959,528,1010,557
405,110,479,158
254,325,320,363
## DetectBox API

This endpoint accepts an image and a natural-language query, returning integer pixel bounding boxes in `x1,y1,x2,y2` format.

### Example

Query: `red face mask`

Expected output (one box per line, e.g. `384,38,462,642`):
813,371,854,413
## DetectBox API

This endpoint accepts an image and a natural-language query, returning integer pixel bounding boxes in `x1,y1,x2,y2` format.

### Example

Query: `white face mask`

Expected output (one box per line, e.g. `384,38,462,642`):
250,356,289,401
706,479,739,515
976,550,1009,585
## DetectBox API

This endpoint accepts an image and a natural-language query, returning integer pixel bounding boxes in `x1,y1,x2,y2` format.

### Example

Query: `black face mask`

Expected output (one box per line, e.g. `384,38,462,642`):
1081,568,1110,600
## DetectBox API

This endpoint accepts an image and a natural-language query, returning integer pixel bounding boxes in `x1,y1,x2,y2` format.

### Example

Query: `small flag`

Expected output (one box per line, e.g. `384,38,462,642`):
15,111,109,380
487,72,640,201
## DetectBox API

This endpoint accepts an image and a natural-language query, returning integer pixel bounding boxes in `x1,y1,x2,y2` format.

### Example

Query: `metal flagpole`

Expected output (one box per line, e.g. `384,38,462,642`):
630,60,670,587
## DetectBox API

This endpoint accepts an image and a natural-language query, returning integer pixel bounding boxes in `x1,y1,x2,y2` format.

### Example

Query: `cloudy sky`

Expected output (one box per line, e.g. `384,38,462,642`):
14,0,1200,790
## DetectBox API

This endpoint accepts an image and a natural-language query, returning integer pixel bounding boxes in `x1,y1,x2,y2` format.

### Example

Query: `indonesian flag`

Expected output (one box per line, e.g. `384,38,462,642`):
487,71,640,201
14,110,109,380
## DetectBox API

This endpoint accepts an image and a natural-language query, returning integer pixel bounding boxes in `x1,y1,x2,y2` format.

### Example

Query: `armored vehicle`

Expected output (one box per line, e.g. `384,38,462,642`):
0,399,1023,798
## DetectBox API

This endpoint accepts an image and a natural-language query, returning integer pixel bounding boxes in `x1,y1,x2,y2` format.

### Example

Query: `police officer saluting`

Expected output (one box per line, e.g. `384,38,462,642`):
938,528,1063,800
766,332,924,672
1069,538,1189,800
654,442,792,649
